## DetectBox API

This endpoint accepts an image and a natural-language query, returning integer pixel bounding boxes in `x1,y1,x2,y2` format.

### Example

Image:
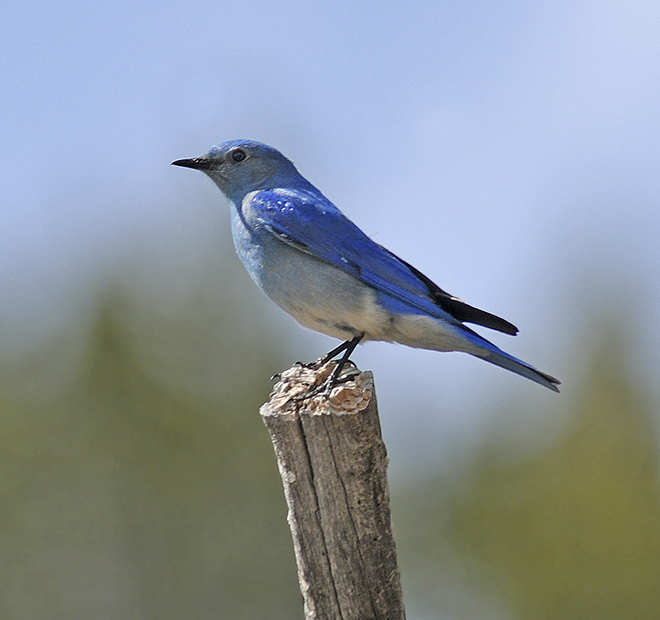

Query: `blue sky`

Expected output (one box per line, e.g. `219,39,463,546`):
2,1,660,460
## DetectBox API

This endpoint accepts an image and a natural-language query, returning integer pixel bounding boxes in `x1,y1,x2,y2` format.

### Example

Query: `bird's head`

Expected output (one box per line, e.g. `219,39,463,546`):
172,139,305,203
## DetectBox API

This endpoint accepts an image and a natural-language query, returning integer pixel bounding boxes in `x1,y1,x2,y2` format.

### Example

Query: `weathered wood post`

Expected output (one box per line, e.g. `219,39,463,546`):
260,362,406,620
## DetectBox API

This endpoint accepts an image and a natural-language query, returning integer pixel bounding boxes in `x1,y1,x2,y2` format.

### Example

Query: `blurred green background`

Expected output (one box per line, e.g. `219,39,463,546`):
1,249,657,619
3,0,660,618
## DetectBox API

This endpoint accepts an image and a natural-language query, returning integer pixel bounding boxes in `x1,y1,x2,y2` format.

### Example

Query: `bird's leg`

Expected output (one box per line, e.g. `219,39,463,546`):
327,334,363,386
289,334,364,402
297,336,357,369
311,339,354,367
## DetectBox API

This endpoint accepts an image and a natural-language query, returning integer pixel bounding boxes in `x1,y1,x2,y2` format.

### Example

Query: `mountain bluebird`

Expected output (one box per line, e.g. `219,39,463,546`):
172,140,560,392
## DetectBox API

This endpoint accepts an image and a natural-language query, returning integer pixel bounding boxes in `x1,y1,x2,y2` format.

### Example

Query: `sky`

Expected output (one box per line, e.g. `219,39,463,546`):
2,0,660,463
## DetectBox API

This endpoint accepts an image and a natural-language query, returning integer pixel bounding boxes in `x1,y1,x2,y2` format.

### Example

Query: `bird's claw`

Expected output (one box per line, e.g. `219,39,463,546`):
288,363,360,403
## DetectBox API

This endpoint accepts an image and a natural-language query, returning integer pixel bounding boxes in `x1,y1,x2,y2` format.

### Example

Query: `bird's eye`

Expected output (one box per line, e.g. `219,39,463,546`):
231,149,247,163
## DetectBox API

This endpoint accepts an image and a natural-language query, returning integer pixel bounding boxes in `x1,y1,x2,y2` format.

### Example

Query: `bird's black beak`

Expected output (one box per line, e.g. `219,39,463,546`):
171,156,214,170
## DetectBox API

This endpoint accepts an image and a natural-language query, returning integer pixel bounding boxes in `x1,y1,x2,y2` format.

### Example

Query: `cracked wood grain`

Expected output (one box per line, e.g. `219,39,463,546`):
260,363,406,620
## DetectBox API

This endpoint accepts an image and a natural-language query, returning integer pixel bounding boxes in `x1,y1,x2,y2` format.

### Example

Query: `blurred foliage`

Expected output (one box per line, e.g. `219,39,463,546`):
2,256,659,620
396,336,660,619
0,287,302,619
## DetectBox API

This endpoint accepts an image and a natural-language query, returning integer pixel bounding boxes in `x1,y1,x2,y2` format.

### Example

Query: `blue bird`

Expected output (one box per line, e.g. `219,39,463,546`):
172,140,560,392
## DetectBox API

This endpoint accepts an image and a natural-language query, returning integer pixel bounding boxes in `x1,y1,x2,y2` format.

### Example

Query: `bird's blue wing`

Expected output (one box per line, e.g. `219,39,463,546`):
248,189,518,335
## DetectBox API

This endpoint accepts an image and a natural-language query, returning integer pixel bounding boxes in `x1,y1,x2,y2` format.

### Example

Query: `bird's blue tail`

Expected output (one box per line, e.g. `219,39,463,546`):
479,347,560,392
456,325,560,392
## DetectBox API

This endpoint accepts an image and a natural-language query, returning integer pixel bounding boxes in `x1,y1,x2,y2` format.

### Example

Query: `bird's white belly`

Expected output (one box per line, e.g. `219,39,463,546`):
251,241,475,352
259,243,392,341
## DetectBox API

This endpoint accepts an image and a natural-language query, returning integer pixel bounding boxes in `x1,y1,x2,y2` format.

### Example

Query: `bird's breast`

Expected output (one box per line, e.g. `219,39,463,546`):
229,202,393,340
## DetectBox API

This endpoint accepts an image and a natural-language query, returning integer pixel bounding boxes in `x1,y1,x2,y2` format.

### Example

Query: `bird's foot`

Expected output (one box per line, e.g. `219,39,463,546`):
267,360,372,414
293,356,357,371
272,358,351,381
290,362,360,402
270,360,361,405
272,335,364,404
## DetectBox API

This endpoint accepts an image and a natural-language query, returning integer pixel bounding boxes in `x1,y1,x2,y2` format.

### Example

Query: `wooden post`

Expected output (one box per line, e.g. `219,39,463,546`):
260,362,406,620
